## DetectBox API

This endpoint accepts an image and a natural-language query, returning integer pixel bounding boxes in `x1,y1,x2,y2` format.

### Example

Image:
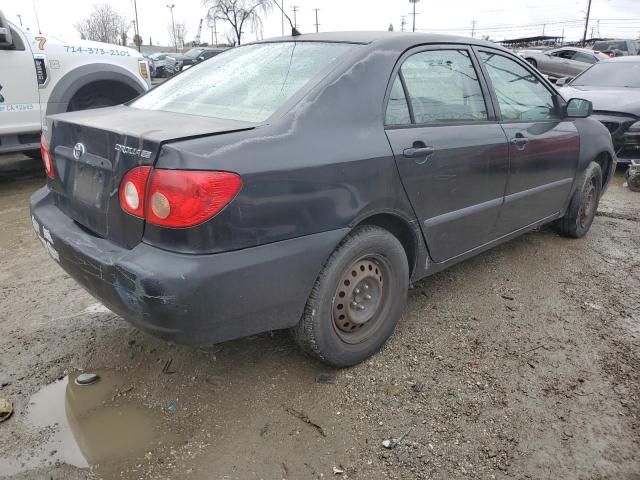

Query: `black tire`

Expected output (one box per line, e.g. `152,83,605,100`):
557,161,603,238
526,58,537,69
627,168,640,192
292,226,409,367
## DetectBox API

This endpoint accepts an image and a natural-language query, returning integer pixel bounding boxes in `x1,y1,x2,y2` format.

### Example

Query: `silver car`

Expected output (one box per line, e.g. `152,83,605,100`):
518,47,609,81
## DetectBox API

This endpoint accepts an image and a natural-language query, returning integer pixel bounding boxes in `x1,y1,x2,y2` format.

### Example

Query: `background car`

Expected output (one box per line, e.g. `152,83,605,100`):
559,56,640,164
592,39,639,57
165,47,224,75
148,52,171,77
519,47,609,81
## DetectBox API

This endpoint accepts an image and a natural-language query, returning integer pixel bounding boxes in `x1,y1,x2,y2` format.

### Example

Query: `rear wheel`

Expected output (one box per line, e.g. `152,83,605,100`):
292,226,409,367
526,58,538,69
557,161,602,238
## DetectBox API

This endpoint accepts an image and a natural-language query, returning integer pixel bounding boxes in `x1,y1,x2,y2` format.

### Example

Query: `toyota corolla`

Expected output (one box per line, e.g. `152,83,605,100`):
30,32,615,367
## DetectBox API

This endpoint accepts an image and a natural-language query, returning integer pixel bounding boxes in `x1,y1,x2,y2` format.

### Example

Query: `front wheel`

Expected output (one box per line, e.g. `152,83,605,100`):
557,161,603,238
292,226,409,367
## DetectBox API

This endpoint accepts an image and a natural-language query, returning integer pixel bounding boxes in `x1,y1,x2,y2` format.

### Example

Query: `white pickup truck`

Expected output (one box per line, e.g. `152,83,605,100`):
0,10,150,155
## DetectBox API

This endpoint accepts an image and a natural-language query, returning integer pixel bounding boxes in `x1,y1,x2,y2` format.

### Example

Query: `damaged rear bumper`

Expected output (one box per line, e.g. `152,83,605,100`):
29,186,347,345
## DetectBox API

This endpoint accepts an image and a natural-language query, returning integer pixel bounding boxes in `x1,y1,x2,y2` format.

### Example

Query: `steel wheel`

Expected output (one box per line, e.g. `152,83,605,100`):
332,255,390,344
578,176,597,229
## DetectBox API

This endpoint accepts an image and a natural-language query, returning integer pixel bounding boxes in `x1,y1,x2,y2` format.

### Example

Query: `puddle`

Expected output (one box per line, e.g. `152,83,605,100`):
3,369,182,476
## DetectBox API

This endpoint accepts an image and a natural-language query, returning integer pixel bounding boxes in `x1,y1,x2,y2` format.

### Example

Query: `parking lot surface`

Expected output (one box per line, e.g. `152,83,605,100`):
0,154,638,479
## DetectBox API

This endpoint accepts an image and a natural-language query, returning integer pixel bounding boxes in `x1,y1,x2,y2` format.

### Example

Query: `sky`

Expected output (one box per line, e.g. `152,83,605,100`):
2,0,640,46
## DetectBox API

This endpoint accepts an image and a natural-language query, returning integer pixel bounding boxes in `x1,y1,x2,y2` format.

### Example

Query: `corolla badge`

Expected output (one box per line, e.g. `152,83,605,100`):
73,143,86,160
114,144,152,158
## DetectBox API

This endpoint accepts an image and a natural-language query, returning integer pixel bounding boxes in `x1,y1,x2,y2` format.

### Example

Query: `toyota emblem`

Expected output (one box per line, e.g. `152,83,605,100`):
73,143,86,160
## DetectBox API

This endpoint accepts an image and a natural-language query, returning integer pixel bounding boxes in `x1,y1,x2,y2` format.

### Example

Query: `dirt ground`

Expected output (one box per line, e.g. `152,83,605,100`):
0,153,638,480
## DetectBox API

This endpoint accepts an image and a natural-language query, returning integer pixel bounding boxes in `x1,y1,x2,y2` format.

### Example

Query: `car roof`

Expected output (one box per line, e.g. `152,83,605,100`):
253,31,500,49
603,55,640,63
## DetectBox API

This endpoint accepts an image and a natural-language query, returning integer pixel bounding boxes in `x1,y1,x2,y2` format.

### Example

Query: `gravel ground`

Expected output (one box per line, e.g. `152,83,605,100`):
0,154,638,479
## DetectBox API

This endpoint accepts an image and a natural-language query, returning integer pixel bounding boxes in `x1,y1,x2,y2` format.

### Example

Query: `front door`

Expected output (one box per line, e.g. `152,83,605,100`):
0,24,41,140
385,47,509,263
477,49,579,236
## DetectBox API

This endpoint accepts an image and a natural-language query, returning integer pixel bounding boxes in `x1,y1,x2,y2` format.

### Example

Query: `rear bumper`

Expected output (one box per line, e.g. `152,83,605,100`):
30,187,347,345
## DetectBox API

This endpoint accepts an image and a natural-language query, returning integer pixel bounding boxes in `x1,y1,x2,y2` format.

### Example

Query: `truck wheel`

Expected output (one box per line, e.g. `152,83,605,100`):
292,226,409,367
557,161,603,238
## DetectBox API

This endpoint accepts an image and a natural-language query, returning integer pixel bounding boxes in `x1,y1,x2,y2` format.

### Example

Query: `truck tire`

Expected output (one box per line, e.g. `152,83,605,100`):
292,226,409,367
557,161,603,238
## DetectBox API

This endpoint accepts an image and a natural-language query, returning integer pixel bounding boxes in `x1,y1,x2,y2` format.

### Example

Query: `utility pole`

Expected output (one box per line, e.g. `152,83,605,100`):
167,4,177,52
16,14,22,26
542,24,546,35
292,6,299,28
314,8,319,32
409,0,420,32
561,28,565,46
133,0,141,52
400,16,406,32
471,20,477,38
582,0,592,47
281,0,284,36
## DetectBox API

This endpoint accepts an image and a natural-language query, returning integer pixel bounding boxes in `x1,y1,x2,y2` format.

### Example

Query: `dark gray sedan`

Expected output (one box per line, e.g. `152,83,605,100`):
31,32,615,367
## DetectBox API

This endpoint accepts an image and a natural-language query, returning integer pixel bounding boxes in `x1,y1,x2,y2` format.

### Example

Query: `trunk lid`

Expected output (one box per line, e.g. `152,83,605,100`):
47,106,254,249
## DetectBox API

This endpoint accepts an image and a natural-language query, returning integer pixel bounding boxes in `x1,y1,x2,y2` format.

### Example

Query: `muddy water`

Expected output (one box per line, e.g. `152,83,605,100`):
3,369,182,476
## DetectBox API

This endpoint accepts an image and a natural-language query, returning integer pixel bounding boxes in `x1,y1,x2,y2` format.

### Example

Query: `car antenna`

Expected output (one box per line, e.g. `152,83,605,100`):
274,2,301,36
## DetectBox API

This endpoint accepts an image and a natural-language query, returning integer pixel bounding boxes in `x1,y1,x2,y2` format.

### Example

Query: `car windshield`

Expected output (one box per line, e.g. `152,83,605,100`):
571,62,640,87
593,41,627,52
150,53,166,60
184,48,205,58
132,42,354,122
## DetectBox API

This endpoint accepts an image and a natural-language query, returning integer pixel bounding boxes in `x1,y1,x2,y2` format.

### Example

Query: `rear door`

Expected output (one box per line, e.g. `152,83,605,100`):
385,46,509,263
476,48,579,236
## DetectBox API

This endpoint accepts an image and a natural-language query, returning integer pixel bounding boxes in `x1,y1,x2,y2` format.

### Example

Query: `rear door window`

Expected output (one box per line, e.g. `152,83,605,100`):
574,51,597,64
479,51,559,122
393,49,488,124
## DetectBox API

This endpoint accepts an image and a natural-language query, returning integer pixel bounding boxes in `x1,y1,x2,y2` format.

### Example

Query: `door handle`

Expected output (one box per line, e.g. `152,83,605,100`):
403,146,435,158
510,135,529,148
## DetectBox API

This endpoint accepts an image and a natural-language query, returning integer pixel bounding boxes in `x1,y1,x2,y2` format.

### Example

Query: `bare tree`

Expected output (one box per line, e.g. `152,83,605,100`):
205,0,272,46
168,22,188,49
75,4,128,45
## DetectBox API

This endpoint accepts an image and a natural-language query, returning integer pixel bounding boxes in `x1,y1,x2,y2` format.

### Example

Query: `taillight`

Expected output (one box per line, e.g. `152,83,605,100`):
146,170,242,228
40,134,54,178
119,166,152,218
118,167,242,228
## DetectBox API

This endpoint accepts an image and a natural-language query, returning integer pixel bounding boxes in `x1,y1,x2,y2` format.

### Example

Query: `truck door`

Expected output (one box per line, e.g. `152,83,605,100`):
0,22,41,145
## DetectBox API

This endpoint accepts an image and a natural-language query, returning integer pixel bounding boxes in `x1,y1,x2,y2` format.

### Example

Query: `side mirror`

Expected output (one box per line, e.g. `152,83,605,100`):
566,98,593,118
555,77,570,87
0,11,13,48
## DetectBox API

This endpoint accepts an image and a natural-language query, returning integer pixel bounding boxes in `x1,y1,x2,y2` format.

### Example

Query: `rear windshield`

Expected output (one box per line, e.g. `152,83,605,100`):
593,41,627,52
571,62,640,88
132,42,354,122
